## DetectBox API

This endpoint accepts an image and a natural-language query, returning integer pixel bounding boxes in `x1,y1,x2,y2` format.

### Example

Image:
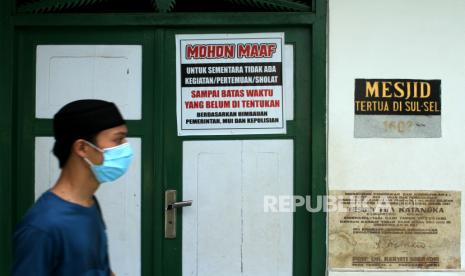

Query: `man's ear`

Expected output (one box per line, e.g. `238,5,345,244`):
73,139,90,158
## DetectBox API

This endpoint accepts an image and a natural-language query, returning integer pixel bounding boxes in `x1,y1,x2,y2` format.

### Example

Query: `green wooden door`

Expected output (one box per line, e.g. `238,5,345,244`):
14,27,160,275
161,27,314,276
11,14,326,276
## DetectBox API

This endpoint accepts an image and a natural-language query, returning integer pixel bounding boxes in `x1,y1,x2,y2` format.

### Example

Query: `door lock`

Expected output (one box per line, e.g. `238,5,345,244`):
165,190,192,239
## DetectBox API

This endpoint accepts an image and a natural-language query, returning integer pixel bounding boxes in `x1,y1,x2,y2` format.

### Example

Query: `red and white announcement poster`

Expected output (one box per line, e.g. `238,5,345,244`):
176,33,285,136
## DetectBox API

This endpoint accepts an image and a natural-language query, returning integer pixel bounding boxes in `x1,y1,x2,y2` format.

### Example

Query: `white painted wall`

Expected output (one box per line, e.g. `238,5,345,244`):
329,0,465,275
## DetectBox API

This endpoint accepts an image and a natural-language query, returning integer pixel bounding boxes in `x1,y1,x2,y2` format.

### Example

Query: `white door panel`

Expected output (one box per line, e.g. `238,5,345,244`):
35,45,142,119
183,140,293,276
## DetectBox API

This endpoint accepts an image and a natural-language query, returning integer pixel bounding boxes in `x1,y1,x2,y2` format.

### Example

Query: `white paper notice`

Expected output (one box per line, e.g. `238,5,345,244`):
176,33,285,136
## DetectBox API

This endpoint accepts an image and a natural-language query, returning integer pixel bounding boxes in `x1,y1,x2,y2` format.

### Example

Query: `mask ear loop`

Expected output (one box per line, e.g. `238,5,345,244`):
83,140,104,153
83,157,95,167
83,140,104,166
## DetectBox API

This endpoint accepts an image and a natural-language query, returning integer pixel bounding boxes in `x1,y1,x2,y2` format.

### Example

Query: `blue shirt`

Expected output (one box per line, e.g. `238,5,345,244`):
12,191,111,276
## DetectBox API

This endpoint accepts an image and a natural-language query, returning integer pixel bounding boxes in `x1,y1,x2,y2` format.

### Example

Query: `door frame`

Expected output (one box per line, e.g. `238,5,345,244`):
0,1,327,275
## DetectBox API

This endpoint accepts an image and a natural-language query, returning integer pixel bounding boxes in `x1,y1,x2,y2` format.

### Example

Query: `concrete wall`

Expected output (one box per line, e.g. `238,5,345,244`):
328,0,465,275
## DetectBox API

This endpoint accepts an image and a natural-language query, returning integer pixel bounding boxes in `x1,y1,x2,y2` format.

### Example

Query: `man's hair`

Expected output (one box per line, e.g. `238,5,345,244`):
52,99,125,168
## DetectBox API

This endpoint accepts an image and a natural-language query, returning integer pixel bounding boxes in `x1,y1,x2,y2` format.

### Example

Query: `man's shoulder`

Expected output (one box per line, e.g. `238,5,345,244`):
15,191,66,233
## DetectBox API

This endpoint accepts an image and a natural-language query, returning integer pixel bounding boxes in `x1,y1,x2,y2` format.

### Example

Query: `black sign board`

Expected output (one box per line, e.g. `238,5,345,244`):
354,79,442,138
355,79,441,115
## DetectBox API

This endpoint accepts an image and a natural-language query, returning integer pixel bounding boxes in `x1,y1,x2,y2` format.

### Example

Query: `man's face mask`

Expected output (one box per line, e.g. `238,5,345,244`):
83,141,133,183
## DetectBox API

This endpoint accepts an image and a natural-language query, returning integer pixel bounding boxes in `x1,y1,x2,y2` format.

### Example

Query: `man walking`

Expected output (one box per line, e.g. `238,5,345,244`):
12,99,133,276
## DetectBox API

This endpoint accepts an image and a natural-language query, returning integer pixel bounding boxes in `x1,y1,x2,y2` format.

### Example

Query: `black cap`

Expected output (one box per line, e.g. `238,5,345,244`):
53,99,125,167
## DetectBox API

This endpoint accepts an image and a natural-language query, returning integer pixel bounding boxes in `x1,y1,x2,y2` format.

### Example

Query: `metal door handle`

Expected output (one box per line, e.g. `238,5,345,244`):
166,200,192,210
165,190,193,239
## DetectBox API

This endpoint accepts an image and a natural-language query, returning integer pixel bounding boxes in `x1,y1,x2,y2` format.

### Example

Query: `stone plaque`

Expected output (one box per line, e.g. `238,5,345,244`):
329,190,461,270
354,79,441,138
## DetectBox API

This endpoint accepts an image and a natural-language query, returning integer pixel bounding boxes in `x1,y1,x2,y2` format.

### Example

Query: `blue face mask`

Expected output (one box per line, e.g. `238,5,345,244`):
83,141,133,183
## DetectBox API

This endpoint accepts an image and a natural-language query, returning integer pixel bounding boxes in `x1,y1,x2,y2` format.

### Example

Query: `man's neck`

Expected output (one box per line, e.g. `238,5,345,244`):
50,164,99,207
